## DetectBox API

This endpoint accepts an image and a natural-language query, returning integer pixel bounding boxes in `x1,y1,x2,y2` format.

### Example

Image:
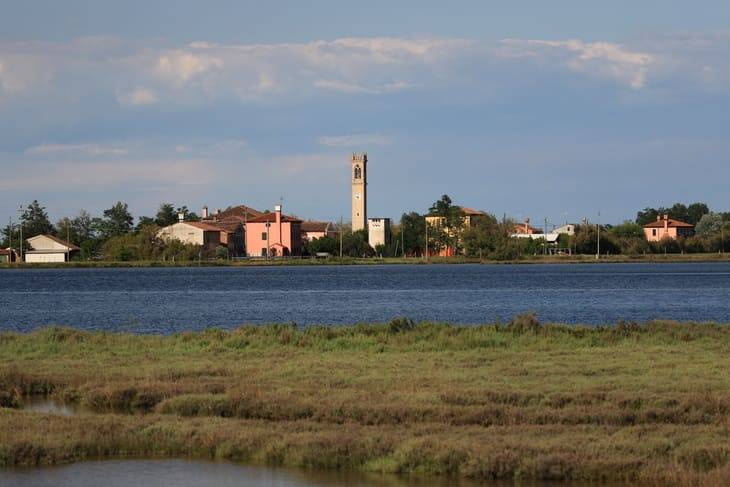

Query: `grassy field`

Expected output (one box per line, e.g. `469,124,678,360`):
1,252,729,269
1,317,729,485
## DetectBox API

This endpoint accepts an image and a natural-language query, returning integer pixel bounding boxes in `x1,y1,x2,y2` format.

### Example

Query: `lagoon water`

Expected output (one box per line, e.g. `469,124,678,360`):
1,263,729,332
0,460,489,487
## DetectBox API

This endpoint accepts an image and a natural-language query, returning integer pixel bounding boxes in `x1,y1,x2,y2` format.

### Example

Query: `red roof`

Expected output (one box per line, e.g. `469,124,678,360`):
247,212,302,224
461,207,487,216
185,221,225,232
217,205,263,220
301,221,332,233
643,218,694,228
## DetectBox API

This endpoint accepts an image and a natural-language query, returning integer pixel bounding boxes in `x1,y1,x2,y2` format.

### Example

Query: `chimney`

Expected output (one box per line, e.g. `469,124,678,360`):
657,215,661,222
177,212,185,223
664,214,669,232
275,204,282,225
202,206,209,219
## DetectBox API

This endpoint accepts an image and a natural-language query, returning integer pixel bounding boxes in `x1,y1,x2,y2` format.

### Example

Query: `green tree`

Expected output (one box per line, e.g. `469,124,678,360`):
686,202,710,225
341,229,373,257
427,194,465,253
97,202,134,238
304,236,338,256
155,203,177,227
400,212,425,256
21,200,54,237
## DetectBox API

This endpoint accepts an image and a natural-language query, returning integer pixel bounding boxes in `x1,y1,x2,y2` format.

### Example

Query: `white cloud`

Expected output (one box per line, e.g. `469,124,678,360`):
318,134,392,148
25,143,128,157
155,51,223,84
500,39,655,88
118,87,158,106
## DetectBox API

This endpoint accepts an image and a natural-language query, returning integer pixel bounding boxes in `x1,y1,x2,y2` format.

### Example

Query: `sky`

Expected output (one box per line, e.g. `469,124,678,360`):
1,1,729,227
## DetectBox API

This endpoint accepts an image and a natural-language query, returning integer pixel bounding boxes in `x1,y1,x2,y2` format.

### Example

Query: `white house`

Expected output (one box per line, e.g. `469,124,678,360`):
157,221,222,252
25,235,79,263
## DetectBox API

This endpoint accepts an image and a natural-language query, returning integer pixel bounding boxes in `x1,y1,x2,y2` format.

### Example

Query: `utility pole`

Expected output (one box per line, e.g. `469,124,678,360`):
339,215,343,258
17,205,23,263
424,216,429,261
8,218,12,254
401,225,405,258
66,221,70,263
596,211,601,260
544,217,548,256
266,221,270,260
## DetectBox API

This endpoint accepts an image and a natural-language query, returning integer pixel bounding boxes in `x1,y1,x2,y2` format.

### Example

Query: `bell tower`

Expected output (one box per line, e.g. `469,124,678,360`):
351,152,367,232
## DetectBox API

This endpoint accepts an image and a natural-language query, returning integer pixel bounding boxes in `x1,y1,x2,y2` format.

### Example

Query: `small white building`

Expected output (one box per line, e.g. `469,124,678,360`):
25,235,79,263
368,218,391,249
157,222,222,252
553,224,576,236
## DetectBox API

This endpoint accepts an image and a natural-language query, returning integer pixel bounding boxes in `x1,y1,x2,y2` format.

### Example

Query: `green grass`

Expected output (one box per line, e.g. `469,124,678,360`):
1,316,729,485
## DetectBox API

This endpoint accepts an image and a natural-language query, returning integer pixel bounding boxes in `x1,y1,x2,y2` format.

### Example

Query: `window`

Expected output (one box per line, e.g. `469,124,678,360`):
652,229,656,236
261,248,267,257
261,232,267,240
354,165,362,179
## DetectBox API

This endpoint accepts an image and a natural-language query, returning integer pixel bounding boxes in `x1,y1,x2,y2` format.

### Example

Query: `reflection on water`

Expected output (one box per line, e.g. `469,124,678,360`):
0,460,512,487
19,396,78,416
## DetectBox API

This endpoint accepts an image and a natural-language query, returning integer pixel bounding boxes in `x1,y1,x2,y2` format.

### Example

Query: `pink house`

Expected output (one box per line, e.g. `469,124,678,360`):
245,205,302,257
643,215,694,242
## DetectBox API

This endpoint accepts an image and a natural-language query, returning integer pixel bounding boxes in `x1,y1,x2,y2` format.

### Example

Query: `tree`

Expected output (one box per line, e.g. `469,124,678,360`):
341,230,373,257
608,221,643,239
72,210,96,242
21,200,54,237
97,202,134,238
695,213,723,237
427,194,465,254
686,202,710,226
155,203,177,227
400,212,425,256
304,236,338,256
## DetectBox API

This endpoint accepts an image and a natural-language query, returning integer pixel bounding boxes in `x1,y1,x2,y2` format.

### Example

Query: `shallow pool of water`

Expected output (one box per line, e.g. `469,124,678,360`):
19,396,79,416
0,459,515,487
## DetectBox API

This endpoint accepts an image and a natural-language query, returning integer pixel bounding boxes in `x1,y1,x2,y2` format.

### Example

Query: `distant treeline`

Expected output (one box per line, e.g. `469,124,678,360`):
2,198,729,262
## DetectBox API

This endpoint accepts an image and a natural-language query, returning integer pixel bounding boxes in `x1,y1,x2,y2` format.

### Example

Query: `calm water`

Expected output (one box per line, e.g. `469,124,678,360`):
1,263,729,332
0,460,495,487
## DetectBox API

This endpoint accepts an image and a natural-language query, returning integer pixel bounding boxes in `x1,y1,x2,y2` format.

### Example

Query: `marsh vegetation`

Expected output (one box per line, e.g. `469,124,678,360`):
0,316,728,485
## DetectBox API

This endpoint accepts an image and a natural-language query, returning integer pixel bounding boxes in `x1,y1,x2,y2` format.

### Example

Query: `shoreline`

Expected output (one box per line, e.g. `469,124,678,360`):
1,252,729,269
1,319,728,484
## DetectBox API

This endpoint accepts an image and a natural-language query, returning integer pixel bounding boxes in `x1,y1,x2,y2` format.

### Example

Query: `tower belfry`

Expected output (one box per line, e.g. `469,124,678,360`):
351,152,367,232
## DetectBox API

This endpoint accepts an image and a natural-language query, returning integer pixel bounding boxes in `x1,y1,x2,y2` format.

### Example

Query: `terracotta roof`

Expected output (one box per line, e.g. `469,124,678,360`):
461,207,487,216
206,220,243,233
185,221,226,232
0,248,13,256
216,205,263,220
643,218,694,228
28,234,80,251
247,212,302,224
301,221,332,233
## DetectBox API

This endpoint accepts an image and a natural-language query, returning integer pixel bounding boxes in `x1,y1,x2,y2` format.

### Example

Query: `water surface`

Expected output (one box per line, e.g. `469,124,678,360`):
0,460,509,487
1,263,729,332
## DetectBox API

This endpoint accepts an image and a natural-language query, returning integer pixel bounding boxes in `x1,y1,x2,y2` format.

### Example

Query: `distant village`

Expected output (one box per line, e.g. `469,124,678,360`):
1,152,728,263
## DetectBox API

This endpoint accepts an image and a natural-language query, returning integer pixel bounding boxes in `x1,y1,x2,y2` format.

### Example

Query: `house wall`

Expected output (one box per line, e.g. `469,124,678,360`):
27,236,69,251
25,252,67,263
158,223,205,246
246,219,300,257
645,226,678,242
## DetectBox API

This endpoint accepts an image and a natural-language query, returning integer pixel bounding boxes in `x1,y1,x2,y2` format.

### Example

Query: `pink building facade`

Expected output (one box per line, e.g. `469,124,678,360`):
245,205,302,257
643,215,694,242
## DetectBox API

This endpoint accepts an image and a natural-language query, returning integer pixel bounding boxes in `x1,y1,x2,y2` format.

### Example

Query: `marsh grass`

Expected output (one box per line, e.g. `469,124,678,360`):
0,316,729,484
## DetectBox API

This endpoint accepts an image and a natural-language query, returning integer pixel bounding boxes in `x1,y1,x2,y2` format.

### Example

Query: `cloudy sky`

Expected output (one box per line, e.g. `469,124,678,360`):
1,1,729,226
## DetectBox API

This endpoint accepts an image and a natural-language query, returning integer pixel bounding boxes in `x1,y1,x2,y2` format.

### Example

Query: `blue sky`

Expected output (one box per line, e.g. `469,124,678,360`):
1,1,729,226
